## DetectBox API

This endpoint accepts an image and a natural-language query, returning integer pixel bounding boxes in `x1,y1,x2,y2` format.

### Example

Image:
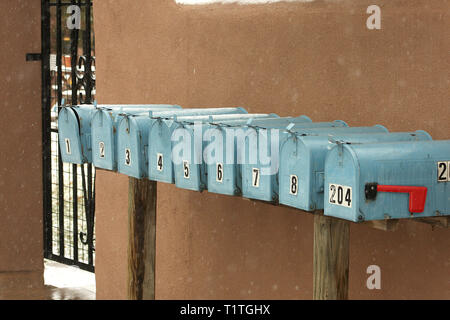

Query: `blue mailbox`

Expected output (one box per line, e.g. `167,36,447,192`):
205,116,313,196
91,105,181,171
58,104,180,164
241,124,389,202
58,105,94,164
324,140,450,222
117,107,248,178
149,113,279,184
279,130,432,212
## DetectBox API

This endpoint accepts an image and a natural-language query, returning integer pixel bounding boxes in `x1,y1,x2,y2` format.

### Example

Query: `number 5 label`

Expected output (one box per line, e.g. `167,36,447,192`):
329,184,352,208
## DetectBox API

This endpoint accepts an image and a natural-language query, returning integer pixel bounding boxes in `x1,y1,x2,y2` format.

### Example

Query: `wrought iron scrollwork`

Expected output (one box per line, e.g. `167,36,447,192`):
76,55,96,105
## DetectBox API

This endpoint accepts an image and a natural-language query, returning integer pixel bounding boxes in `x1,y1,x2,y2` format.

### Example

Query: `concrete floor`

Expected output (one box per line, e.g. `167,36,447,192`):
0,260,96,300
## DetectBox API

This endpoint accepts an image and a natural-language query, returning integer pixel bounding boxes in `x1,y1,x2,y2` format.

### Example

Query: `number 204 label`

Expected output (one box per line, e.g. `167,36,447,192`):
329,184,352,208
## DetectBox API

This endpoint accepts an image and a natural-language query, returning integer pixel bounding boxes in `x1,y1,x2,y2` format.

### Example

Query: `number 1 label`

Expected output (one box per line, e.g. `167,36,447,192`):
65,138,71,155
329,183,352,208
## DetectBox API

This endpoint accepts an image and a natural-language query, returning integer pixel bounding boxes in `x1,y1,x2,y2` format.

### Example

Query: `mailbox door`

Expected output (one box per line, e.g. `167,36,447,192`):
241,128,280,202
117,117,149,178
324,145,360,221
173,124,205,191
206,126,239,196
91,109,116,170
148,119,176,183
58,107,84,164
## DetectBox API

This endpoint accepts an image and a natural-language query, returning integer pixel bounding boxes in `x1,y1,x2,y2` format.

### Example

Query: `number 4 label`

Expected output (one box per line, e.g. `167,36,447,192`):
157,153,163,172
437,161,450,182
329,184,352,208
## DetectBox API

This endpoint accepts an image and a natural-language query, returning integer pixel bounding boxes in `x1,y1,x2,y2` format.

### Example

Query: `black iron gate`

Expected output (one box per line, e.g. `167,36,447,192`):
42,0,96,272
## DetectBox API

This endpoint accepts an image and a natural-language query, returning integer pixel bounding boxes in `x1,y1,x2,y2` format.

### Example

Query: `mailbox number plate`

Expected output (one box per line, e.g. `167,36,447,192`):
329,183,352,208
289,175,298,195
183,160,190,179
99,142,105,158
252,168,260,187
437,161,450,182
157,153,163,171
125,148,131,166
65,138,71,155
216,162,223,183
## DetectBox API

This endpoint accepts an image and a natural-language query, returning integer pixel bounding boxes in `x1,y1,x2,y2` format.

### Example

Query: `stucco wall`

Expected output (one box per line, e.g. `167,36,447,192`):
93,0,450,299
0,0,43,292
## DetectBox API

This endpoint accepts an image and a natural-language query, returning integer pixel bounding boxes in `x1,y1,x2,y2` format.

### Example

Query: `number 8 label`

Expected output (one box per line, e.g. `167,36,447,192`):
289,175,298,195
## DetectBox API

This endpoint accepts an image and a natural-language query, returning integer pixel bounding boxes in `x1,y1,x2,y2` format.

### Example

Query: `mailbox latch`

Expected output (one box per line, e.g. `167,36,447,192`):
365,183,428,213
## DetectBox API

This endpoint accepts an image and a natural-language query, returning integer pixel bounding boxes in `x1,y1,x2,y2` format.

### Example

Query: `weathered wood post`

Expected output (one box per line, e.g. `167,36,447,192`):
127,177,157,300
313,212,350,300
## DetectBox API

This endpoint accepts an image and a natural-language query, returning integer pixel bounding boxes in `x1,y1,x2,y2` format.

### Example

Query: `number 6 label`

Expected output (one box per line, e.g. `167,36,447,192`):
329,184,352,208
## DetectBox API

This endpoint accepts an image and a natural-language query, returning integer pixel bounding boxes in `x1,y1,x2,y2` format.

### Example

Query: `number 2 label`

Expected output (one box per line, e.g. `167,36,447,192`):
329,184,352,208
437,161,449,182
99,142,105,158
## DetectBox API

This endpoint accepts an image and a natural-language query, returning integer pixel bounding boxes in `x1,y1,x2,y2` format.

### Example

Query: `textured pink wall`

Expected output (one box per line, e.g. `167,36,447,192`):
0,0,43,292
93,0,450,299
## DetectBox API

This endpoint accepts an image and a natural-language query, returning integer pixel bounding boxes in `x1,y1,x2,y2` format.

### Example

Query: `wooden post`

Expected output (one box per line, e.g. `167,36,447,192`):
313,213,350,300
127,177,157,300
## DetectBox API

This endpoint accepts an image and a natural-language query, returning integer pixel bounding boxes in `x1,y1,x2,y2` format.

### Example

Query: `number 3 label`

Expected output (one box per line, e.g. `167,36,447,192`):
329,184,352,208
437,161,450,182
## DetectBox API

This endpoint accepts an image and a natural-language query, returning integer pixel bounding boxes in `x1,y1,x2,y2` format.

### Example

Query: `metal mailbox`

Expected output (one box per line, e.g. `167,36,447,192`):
117,107,248,178
205,116,313,196
149,113,279,184
324,140,450,222
58,105,94,164
58,104,179,164
279,130,432,211
91,105,181,171
241,124,389,202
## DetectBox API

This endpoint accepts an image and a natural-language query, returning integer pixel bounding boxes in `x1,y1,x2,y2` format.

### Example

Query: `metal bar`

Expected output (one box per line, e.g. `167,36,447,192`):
70,0,80,263
84,0,92,103
87,164,93,265
41,0,52,258
56,0,65,258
